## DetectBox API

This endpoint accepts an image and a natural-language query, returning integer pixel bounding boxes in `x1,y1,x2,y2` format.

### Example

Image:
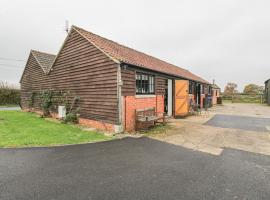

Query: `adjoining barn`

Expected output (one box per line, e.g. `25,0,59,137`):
265,79,270,105
20,25,211,132
20,50,56,110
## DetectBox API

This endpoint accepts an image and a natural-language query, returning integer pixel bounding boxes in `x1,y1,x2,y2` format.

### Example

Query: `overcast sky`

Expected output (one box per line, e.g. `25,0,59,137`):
1,0,269,91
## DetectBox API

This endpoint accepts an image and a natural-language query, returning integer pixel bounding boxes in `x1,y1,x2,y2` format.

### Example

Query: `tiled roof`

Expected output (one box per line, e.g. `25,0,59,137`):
31,50,56,74
212,84,220,89
73,26,210,84
212,83,220,89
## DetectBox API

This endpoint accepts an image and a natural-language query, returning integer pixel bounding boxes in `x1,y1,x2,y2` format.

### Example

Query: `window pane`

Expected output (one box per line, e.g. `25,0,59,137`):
135,72,155,94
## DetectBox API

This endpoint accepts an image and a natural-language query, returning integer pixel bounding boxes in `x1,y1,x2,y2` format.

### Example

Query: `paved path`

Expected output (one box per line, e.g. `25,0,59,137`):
0,107,20,111
0,137,270,200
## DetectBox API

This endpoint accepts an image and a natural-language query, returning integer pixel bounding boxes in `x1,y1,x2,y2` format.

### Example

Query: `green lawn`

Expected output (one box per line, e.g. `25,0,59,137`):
0,111,112,148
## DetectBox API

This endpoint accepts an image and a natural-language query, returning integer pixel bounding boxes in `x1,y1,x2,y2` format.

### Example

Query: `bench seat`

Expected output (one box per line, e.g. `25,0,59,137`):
135,107,165,131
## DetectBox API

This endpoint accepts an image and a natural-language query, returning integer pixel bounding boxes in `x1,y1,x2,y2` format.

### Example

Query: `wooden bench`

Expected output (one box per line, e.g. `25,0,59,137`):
135,107,165,131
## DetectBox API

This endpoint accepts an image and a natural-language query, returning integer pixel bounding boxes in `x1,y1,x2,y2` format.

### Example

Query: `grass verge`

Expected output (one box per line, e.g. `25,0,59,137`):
0,111,112,148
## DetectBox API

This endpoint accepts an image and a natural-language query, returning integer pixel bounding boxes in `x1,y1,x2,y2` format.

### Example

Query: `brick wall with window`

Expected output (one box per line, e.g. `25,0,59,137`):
121,69,166,132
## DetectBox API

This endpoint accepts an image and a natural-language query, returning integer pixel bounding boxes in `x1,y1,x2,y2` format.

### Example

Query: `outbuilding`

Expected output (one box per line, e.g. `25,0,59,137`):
20,25,211,132
211,80,221,105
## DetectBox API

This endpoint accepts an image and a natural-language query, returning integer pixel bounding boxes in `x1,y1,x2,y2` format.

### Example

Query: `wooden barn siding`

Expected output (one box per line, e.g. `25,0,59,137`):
50,29,119,124
121,68,136,96
20,54,52,109
155,76,166,95
21,29,119,124
121,68,167,96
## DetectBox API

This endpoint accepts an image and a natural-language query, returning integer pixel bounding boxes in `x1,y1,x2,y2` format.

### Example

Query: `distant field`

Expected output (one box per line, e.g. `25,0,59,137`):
222,94,264,104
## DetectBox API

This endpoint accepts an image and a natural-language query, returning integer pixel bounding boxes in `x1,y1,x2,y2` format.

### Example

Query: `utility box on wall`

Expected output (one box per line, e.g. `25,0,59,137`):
58,106,66,119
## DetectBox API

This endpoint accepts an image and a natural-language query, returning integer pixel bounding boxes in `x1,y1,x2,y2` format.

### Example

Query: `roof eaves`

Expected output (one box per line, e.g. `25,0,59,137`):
121,61,210,85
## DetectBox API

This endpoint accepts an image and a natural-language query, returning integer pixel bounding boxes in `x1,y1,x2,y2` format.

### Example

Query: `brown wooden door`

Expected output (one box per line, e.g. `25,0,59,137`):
175,80,189,117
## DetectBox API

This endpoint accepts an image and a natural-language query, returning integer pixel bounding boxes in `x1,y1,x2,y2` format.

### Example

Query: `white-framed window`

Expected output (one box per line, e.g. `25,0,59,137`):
136,72,155,94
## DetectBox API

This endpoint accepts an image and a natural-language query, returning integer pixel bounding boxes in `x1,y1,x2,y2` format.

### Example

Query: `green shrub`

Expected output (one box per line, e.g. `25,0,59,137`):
39,90,53,116
64,113,79,123
64,108,80,124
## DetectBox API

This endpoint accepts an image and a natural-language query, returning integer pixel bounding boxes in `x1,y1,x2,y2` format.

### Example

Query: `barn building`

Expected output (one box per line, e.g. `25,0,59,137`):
20,25,211,132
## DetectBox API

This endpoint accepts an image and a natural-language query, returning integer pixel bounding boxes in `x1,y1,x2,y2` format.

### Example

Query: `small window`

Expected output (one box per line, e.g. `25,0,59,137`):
136,72,155,94
189,81,194,94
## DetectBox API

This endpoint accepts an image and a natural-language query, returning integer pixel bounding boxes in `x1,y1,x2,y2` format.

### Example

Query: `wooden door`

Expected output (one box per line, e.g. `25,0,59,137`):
175,80,189,117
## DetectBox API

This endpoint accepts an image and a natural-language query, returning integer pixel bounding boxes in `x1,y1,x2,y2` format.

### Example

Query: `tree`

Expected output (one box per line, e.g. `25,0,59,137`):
243,84,264,95
224,82,238,103
224,82,238,95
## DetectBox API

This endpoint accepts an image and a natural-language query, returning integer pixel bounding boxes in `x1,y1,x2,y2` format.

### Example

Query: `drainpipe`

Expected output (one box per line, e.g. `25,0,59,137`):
116,64,123,133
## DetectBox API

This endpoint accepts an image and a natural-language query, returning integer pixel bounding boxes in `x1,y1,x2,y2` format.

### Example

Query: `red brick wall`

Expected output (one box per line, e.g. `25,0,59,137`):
212,89,220,105
201,94,205,108
79,118,115,132
123,95,164,132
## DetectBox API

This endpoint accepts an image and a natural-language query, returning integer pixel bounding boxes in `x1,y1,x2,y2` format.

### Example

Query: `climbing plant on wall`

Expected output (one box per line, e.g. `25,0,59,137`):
39,89,53,116
28,92,36,107
29,89,81,121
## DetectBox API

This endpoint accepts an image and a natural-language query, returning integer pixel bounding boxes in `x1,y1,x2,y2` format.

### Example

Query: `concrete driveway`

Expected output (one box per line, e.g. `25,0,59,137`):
152,103,270,156
0,137,270,200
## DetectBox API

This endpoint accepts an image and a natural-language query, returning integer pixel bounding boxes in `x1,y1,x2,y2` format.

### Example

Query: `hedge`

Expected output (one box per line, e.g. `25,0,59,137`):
222,94,264,104
0,82,20,106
